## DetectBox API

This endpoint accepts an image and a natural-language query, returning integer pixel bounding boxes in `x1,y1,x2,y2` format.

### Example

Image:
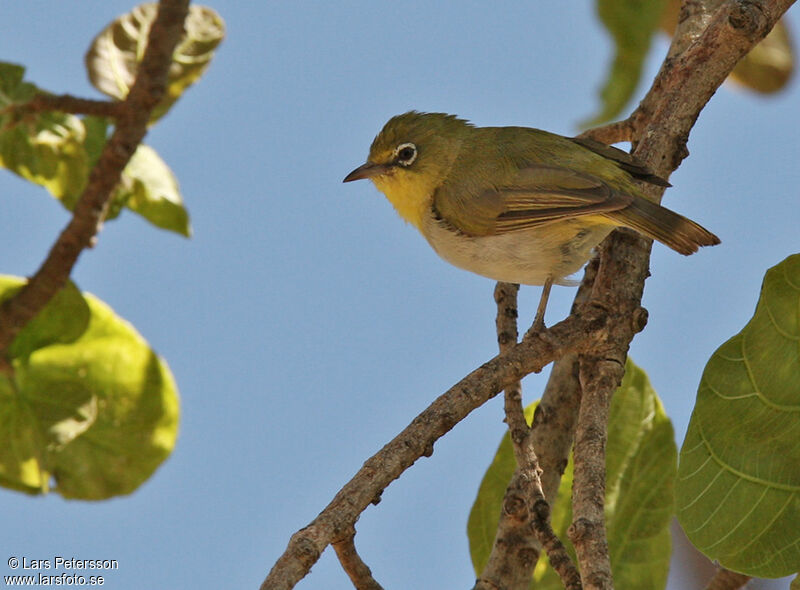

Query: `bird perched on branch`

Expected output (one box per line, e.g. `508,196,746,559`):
344,111,719,328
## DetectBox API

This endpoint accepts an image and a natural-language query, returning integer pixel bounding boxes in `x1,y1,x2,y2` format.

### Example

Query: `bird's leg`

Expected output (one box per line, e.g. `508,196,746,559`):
528,276,553,335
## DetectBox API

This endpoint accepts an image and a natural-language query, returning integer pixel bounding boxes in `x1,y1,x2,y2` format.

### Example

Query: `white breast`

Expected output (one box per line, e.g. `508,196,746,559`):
419,210,613,286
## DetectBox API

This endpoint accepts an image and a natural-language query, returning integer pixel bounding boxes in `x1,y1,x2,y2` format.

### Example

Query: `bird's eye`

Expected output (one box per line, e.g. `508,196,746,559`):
394,143,418,166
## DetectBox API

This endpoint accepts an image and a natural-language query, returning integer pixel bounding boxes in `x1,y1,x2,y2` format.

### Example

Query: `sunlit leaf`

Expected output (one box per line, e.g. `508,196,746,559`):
0,62,89,205
82,115,109,170
584,0,667,126
0,278,90,361
0,64,189,234
85,3,225,122
677,254,800,578
115,144,191,236
0,276,180,500
0,381,48,494
468,360,676,589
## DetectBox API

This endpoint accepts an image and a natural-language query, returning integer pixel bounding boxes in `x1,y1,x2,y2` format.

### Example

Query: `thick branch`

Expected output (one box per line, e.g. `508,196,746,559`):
566,2,794,587
568,234,652,590
582,0,793,166
0,0,190,362
635,0,794,175
567,357,617,590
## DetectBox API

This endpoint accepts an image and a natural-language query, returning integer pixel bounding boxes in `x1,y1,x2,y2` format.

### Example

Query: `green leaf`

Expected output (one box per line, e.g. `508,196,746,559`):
82,115,109,170
115,144,191,236
0,276,180,500
0,62,90,205
607,396,675,590
0,379,49,494
0,62,36,101
584,0,667,126
85,3,226,123
467,360,676,589
677,254,800,578
0,64,188,234
80,114,133,220
0,277,91,361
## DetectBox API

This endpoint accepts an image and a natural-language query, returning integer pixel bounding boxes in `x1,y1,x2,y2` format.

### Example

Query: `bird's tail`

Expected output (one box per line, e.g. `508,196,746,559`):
610,197,720,255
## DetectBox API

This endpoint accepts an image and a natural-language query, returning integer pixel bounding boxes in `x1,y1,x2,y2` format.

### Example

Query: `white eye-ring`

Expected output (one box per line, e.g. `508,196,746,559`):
394,143,418,166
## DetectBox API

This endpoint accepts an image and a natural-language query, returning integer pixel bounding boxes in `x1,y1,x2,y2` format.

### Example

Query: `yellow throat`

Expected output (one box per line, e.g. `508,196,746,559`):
371,172,439,230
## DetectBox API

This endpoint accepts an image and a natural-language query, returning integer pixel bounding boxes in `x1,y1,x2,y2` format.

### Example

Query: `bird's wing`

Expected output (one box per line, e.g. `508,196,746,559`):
435,164,633,236
567,136,671,187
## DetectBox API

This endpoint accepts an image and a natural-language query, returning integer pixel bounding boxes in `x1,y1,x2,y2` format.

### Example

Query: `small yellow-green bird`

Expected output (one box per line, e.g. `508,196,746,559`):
344,112,719,328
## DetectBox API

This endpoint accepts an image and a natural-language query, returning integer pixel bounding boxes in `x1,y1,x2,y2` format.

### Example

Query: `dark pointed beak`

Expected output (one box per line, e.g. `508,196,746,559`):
343,162,389,183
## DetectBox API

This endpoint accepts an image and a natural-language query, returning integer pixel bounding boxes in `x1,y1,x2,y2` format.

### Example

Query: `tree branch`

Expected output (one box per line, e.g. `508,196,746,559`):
581,0,793,165
332,528,384,590
0,0,190,367
2,94,124,119
565,2,794,588
567,356,617,590
478,282,584,590
261,309,610,590
475,266,599,589
474,283,542,590
263,2,795,588
634,0,794,176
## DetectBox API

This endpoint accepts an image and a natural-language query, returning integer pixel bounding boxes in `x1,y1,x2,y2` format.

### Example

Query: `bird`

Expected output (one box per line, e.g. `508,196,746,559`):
344,111,719,329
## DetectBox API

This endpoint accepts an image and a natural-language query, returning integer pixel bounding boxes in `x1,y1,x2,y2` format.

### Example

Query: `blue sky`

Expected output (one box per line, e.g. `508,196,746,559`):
1,3,797,589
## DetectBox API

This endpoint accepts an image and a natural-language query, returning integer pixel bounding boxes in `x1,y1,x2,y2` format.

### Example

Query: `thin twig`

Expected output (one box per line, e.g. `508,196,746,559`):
474,282,538,590
476,418,581,590
332,529,384,590
532,498,582,590
534,255,599,507
2,94,124,119
577,119,635,145
475,282,581,590
0,0,190,366
494,282,520,352
703,567,751,590
495,282,525,438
